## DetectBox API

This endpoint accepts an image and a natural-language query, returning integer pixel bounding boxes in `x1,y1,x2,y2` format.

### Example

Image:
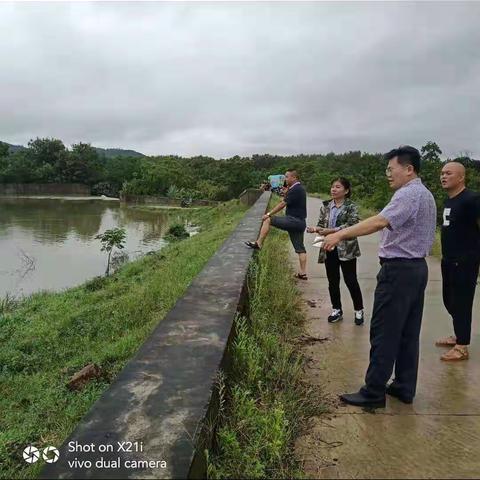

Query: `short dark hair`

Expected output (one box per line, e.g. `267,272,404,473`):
286,169,299,179
384,145,421,173
331,177,352,198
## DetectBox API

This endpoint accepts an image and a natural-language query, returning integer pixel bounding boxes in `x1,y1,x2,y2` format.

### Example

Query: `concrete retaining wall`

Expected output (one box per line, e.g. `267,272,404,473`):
40,191,271,479
120,193,218,207
239,188,263,206
0,183,91,196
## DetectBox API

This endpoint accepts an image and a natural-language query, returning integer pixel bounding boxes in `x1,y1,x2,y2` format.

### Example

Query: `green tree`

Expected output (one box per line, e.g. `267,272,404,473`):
195,179,230,200
0,141,9,158
166,184,183,198
65,142,103,184
1,151,38,183
121,157,195,196
421,141,442,163
103,156,141,188
27,137,66,165
95,227,127,276
27,137,67,181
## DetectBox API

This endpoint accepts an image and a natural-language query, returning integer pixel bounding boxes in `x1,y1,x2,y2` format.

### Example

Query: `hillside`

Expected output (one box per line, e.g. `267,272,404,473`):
94,147,144,158
1,141,144,158
4,142,26,154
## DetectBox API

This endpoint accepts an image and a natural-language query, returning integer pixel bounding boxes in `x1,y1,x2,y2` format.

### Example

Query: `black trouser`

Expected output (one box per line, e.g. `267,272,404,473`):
442,258,480,345
325,248,363,311
361,258,428,400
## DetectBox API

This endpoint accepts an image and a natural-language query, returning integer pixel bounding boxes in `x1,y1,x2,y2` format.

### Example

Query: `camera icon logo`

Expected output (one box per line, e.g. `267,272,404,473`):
42,446,60,464
23,446,40,464
23,445,60,464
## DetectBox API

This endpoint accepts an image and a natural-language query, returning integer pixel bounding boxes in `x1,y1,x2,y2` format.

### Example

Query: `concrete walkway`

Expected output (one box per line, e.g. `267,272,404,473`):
293,196,480,479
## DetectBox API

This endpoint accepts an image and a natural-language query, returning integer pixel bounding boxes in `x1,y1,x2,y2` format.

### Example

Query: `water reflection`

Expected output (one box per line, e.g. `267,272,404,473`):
0,198,181,298
0,198,105,243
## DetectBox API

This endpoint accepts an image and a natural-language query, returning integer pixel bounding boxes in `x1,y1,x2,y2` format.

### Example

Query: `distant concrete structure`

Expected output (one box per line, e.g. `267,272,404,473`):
40,191,271,480
239,188,263,206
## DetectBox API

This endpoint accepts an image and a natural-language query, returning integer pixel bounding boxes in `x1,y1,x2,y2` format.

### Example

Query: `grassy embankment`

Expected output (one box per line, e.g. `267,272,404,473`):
309,192,442,258
208,213,326,479
0,200,247,480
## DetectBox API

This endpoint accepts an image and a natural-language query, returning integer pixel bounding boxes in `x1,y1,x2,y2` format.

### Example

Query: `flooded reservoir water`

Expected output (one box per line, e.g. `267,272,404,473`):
0,197,182,298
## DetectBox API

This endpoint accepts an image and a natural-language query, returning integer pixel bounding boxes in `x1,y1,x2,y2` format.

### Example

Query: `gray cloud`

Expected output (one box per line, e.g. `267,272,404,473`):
1,1,479,158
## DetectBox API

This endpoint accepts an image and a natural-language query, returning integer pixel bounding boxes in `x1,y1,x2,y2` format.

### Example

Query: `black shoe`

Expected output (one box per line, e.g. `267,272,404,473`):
354,310,364,326
339,391,386,408
386,384,413,404
245,241,260,250
328,309,343,323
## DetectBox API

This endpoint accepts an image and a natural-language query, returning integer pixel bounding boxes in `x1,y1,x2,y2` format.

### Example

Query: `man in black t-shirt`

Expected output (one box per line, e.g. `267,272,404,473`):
436,161,480,361
245,169,308,279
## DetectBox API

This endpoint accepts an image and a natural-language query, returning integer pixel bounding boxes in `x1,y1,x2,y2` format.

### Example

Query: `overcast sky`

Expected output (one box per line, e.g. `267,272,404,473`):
1,1,479,158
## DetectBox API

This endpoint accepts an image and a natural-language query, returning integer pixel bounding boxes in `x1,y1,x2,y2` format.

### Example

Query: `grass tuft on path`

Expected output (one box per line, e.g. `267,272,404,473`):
0,200,247,480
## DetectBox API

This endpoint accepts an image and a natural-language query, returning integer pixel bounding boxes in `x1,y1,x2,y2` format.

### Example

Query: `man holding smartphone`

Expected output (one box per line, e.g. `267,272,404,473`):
245,169,308,279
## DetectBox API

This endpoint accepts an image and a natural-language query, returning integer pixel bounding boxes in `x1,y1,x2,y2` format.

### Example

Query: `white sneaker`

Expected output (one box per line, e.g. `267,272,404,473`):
328,309,343,323
355,309,364,325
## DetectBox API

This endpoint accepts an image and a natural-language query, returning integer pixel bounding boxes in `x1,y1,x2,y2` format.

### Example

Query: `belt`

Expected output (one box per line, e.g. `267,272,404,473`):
379,257,425,265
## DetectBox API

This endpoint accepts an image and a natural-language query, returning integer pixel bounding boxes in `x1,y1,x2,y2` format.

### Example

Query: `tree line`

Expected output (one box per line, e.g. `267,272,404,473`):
0,138,479,221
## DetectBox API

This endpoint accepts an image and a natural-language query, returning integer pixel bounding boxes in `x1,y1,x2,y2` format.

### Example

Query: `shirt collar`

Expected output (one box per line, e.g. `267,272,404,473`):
402,177,422,188
290,181,301,189
329,199,345,209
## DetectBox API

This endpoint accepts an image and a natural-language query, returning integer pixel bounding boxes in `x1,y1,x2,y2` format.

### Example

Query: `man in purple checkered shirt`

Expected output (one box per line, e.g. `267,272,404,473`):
323,146,437,408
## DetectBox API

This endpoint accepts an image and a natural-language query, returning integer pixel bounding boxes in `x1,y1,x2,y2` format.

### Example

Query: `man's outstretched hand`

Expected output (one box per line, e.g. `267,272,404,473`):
323,231,343,251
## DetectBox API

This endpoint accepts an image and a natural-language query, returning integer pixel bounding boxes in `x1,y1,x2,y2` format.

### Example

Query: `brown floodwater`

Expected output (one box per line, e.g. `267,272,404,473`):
0,197,182,298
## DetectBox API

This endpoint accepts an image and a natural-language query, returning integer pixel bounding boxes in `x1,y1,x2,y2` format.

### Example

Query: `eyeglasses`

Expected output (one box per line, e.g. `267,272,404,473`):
385,165,409,175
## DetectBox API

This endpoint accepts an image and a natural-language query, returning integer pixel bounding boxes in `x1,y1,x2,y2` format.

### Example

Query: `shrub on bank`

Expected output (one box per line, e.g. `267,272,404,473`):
166,223,190,240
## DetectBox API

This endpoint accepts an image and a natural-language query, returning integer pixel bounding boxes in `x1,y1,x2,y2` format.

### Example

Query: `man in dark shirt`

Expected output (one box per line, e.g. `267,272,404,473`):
245,169,308,279
436,161,480,361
